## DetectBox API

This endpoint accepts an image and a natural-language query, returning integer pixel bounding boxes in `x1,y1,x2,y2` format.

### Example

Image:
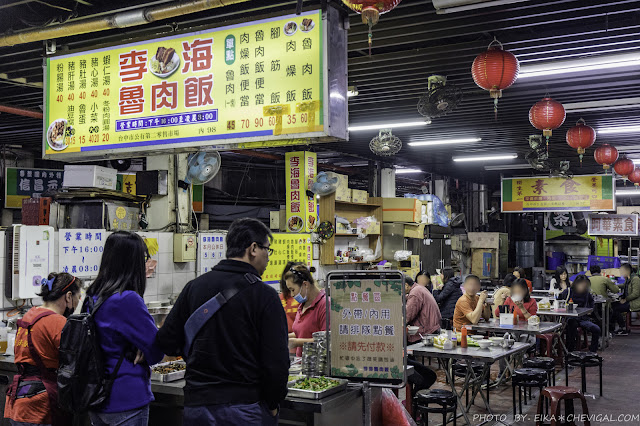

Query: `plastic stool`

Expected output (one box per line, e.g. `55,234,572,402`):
536,386,590,426
512,368,548,415
537,333,562,364
414,389,457,426
524,356,556,386
565,352,603,396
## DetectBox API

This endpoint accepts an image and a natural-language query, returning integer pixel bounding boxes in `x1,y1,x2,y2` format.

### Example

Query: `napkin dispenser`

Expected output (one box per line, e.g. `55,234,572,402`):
500,313,514,326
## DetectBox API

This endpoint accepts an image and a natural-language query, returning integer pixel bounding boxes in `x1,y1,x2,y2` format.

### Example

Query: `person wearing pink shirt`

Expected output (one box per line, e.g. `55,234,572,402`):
285,265,327,357
406,276,441,343
495,278,538,321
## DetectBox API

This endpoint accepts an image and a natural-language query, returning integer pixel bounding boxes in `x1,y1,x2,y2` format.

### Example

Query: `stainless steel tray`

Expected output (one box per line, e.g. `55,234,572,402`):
151,361,186,382
286,377,349,400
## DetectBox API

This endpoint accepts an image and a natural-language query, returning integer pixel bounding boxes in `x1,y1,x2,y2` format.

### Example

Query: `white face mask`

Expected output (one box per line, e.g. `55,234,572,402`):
511,294,523,303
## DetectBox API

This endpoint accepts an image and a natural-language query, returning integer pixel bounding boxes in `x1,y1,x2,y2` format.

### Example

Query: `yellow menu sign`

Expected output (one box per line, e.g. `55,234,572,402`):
44,11,325,160
285,151,318,233
262,233,312,284
502,174,615,213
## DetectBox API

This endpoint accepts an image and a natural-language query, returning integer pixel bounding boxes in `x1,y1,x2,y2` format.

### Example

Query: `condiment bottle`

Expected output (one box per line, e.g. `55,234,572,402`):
513,307,517,324
461,326,468,348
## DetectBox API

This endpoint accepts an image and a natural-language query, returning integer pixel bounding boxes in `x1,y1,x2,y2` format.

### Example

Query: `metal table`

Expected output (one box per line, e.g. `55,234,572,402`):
468,320,561,336
408,342,532,426
537,308,594,355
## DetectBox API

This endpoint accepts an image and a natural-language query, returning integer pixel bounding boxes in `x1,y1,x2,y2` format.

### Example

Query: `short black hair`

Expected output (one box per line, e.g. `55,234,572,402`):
39,272,82,302
226,218,273,258
404,276,414,286
514,266,526,278
621,263,632,272
87,231,147,299
464,274,480,284
511,278,531,302
503,273,516,287
416,270,432,281
442,267,455,283
590,265,601,275
572,274,591,291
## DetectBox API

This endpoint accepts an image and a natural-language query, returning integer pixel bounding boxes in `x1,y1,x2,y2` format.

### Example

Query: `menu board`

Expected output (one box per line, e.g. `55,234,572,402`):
285,152,317,233
262,233,312,285
328,271,406,385
58,229,108,278
502,175,615,213
43,11,335,160
5,167,64,208
588,214,638,236
197,232,226,275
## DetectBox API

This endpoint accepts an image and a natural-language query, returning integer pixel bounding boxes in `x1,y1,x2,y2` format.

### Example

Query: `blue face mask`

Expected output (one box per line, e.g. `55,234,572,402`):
294,284,308,304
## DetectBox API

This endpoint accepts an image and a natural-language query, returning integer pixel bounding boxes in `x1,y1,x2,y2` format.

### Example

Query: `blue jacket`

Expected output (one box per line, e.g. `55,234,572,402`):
434,276,463,320
91,291,164,413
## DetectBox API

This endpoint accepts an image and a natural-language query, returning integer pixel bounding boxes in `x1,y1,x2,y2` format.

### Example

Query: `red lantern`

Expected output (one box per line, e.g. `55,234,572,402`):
628,168,640,186
566,118,596,163
614,156,635,179
471,39,519,118
594,144,619,170
529,97,566,149
342,1,402,55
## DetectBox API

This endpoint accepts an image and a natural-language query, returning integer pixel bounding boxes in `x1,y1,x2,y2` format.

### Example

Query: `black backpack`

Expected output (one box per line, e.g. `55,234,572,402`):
57,297,124,412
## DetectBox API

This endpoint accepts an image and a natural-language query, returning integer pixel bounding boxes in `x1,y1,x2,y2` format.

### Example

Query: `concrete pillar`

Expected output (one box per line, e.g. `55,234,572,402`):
146,154,190,232
381,168,395,198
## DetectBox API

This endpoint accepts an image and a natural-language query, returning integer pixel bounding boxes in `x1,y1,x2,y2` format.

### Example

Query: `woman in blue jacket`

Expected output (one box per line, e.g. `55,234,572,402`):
433,267,463,320
86,231,164,426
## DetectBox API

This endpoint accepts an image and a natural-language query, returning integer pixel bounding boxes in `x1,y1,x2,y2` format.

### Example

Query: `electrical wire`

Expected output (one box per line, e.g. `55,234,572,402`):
7,299,26,317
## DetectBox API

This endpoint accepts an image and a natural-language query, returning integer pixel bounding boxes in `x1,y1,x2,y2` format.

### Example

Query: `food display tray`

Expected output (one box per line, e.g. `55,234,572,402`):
286,377,349,400
151,361,186,382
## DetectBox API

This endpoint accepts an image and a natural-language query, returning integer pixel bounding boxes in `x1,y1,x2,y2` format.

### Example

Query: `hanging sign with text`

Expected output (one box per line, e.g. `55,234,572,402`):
197,232,226,275
43,9,347,161
588,214,638,236
502,175,615,213
328,270,406,386
5,167,64,208
285,151,317,233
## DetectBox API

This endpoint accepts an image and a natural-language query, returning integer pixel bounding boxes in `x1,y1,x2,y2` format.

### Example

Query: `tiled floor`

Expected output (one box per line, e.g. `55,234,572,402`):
408,330,640,426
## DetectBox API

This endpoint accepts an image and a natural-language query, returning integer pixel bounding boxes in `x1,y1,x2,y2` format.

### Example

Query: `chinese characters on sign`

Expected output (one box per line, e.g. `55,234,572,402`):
502,175,615,213
588,214,638,236
285,152,318,233
45,11,325,160
329,273,405,383
5,168,64,209
58,229,107,278
197,232,226,275
262,233,312,286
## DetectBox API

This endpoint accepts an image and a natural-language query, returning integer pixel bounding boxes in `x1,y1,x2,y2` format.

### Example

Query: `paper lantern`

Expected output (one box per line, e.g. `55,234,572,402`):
614,156,635,179
628,168,640,186
529,97,566,149
566,118,596,163
342,0,402,55
594,144,619,170
471,39,519,118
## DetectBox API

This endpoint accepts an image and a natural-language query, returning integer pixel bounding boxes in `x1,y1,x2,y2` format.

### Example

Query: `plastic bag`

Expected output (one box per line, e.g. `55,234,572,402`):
381,388,417,426
394,250,412,262
404,194,450,227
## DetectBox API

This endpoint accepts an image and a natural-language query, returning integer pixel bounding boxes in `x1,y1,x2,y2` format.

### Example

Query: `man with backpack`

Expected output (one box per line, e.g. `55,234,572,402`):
156,218,290,424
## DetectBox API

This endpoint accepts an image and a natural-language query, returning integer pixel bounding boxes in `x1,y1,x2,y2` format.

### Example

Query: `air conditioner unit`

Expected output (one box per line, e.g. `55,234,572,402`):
5,225,55,300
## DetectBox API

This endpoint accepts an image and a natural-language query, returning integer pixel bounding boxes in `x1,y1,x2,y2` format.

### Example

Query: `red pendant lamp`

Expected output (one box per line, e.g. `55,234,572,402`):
529,97,566,150
342,0,402,55
471,39,519,119
594,144,619,170
566,118,596,164
614,156,635,180
628,167,640,186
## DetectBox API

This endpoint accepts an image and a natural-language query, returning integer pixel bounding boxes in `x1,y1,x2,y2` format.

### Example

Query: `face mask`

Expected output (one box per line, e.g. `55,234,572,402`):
294,284,308,304
511,294,523,303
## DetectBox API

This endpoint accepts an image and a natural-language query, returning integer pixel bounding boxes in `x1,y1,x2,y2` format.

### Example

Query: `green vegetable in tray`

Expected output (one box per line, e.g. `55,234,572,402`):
291,377,341,392
288,375,303,382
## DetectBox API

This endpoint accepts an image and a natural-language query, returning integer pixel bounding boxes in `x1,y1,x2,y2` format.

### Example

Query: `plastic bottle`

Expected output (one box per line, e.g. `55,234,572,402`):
461,326,468,348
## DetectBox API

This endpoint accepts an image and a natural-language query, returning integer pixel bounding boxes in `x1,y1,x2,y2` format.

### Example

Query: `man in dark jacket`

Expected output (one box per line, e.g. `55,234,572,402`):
433,267,463,320
156,218,289,425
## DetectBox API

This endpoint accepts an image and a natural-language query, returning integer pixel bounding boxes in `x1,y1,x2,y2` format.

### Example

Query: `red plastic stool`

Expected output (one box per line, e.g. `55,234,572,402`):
537,334,562,364
536,386,590,426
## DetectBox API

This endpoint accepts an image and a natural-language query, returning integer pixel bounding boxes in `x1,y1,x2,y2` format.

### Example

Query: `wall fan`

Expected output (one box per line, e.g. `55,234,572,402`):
185,151,221,185
370,129,402,156
310,171,339,196
417,75,463,119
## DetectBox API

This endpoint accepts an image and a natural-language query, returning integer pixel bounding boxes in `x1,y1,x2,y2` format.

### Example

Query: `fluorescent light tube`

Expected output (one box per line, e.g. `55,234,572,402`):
408,138,481,147
597,125,640,135
348,121,428,132
395,168,423,174
484,163,533,171
615,189,640,196
564,97,640,113
453,154,518,162
519,52,640,79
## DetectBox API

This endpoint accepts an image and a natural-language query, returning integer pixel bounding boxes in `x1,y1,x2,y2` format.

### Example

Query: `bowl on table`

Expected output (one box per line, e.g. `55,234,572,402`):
489,337,504,346
477,340,492,350
407,326,420,336
471,335,484,341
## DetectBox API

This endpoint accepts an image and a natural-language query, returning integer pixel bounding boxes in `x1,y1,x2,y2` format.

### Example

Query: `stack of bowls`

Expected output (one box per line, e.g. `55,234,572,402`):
301,342,318,376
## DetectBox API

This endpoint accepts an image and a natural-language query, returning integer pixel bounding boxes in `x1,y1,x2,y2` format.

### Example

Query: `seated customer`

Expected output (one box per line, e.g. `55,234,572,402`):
415,270,434,293
550,266,571,297
453,275,491,331
588,265,620,298
406,274,442,343
559,275,600,352
495,278,537,321
513,267,533,292
433,267,463,321
492,274,515,318
611,263,640,335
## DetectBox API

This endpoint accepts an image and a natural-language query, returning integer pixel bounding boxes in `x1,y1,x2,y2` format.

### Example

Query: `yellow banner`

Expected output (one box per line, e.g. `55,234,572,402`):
262,233,312,284
44,11,323,159
285,151,317,233
502,175,615,212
